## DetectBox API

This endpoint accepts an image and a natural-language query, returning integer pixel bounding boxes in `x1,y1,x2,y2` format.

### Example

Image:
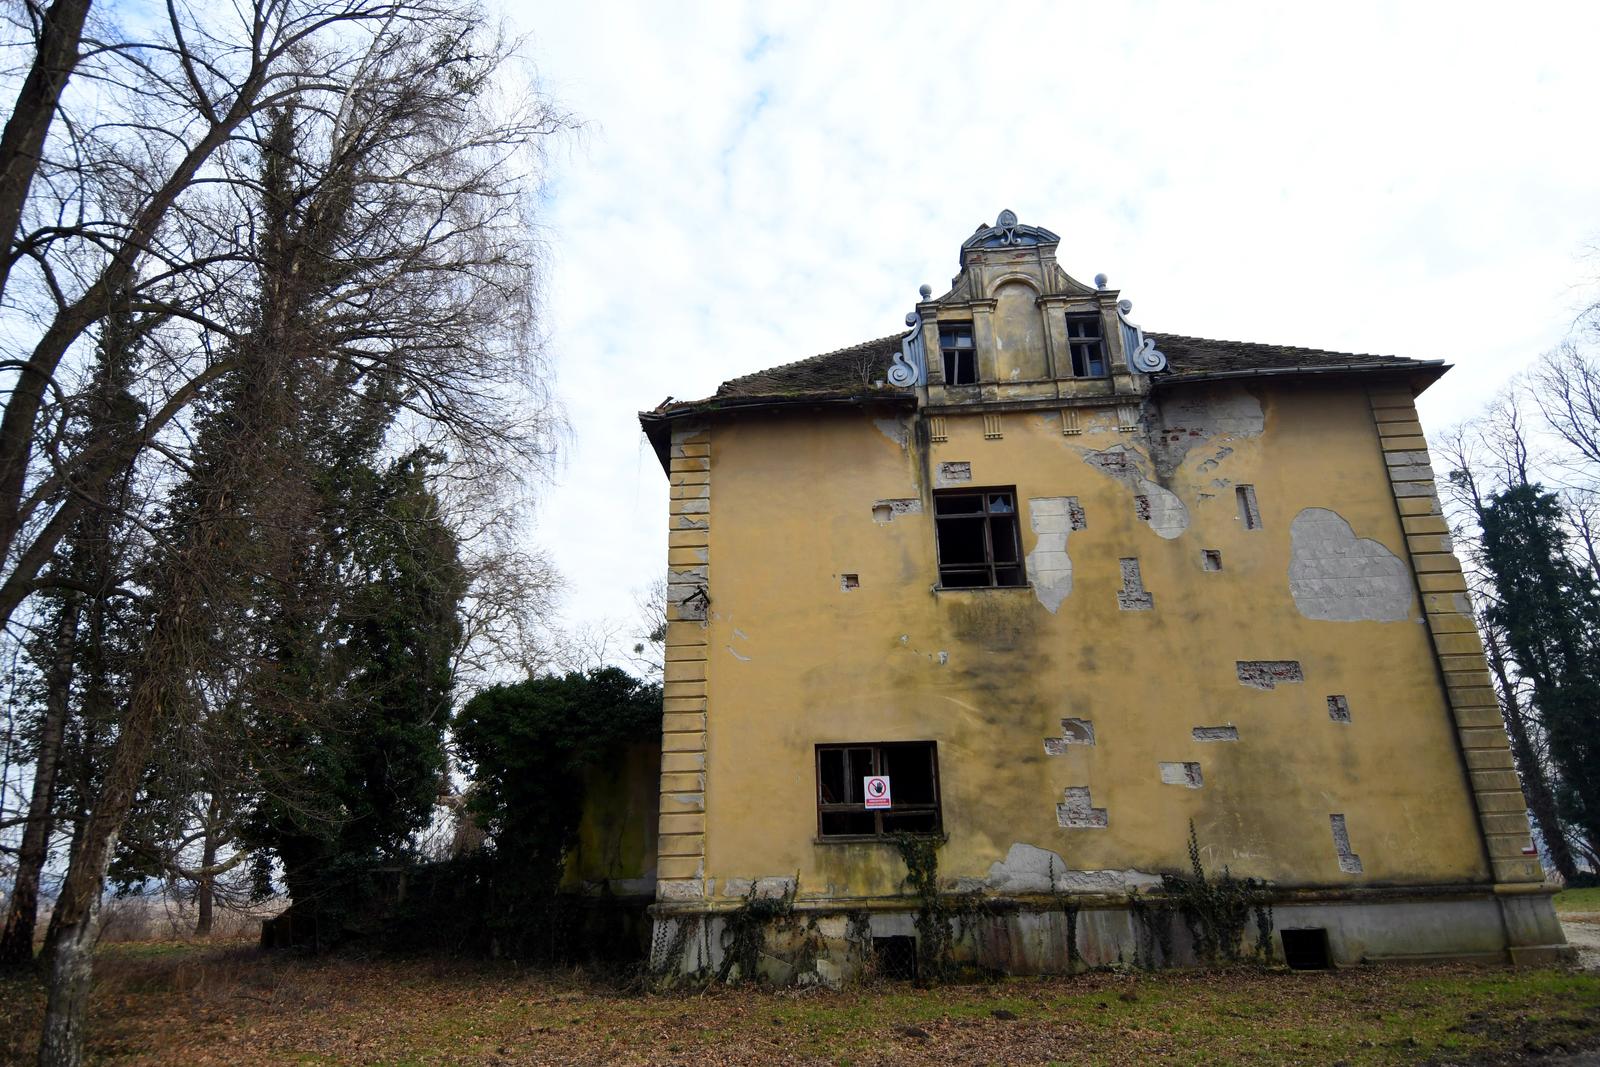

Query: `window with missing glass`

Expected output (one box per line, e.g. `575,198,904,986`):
816,741,941,838
934,488,1025,588
1065,313,1107,377
939,323,976,385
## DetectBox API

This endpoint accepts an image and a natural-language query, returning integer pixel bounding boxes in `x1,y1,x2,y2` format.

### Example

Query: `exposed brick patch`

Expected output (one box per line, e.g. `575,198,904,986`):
1236,484,1263,529
1326,695,1351,723
1117,558,1154,611
1057,787,1108,829
1043,717,1096,754
1237,660,1303,690
871,498,922,524
1134,495,1152,522
1191,725,1239,742
1330,814,1363,873
1068,498,1087,530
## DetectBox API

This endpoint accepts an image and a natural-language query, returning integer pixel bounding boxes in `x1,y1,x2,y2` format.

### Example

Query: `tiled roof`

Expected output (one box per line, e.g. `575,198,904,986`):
1147,333,1433,381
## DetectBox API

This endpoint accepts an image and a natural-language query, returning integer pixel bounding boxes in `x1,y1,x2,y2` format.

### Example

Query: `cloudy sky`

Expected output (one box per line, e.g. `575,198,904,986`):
510,1,1600,646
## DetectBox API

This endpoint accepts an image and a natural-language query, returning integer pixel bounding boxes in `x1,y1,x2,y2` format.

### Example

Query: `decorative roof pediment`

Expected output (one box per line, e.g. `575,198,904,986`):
960,209,1059,257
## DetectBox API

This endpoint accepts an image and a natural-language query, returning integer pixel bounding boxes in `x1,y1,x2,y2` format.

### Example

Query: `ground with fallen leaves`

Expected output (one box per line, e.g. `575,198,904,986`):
4,938,1600,1066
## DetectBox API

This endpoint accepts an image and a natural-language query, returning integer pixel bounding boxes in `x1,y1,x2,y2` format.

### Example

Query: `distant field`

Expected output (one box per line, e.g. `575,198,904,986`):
3,942,1599,1065
1556,887,1600,914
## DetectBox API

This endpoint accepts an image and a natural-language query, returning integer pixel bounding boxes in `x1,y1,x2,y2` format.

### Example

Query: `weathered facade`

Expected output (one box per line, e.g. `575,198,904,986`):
637,211,1569,981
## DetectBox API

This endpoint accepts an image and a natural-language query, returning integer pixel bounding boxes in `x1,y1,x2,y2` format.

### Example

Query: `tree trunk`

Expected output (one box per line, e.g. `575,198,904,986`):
0,0,92,309
35,868,102,1067
194,796,219,938
0,594,79,966
1484,626,1578,879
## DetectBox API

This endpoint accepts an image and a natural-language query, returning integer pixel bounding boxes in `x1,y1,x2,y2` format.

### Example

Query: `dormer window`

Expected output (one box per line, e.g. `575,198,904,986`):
939,323,976,385
1065,313,1107,377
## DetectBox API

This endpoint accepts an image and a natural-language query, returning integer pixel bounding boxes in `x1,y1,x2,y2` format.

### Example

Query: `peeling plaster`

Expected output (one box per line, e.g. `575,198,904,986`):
726,645,750,662
1117,558,1154,611
873,417,910,449
1192,725,1239,742
984,843,1160,894
871,497,922,524
1024,496,1076,612
1082,445,1189,539
1288,508,1412,622
937,461,972,486
722,876,797,899
1043,717,1095,753
1327,695,1351,722
1237,660,1303,689
1056,787,1108,829
1159,761,1204,788
1152,387,1265,477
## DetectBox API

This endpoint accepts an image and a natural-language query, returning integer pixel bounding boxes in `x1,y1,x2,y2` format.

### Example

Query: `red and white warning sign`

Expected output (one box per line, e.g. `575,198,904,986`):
864,775,892,809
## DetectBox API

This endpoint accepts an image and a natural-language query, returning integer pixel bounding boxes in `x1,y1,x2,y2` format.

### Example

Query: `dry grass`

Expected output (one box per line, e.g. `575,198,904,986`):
3,943,1599,1065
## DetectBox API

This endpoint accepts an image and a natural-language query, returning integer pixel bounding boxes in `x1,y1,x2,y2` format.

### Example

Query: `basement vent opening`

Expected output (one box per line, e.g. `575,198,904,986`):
840,573,860,591
1280,928,1332,970
872,936,918,981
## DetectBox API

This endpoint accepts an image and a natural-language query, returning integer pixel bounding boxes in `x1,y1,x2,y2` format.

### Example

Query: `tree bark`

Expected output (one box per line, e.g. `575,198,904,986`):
35,879,100,1067
0,0,92,308
0,594,79,966
1484,625,1578,879
194,795,219,938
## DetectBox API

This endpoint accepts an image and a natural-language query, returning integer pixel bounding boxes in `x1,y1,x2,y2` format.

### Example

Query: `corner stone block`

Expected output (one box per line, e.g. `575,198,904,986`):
1470,769,1524,794
1418,571,1469,593
661,791,705,813
1492,858,1544,883
1433,631,1486,656
1412,553,1464,574
1458,726,1512,750
1402,515,1451,535
661,731,707,753
657,856,705,881
662,711,707,735
660,772,705,793
1475,791,1532,814
658,833,705,856
659,812,705,836
1480,811,1532,836
1447,684,1501,708
660,751,707,773
1452,704,1508,729
1384,436,1430,453
1378,421,1426,439
1464,747,1516,771
1427,613,1479,635
664,660,707,684
668,529,710,549
1486,834,1537,859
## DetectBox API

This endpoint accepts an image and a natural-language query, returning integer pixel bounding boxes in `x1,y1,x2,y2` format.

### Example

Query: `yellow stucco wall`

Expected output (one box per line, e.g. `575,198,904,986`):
696,381,1490,902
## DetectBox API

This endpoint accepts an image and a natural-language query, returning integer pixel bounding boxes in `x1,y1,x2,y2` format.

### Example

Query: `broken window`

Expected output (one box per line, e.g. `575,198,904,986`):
816,741,941,839
934,488,1026,588
1064,313,1107,377
939,323,976,385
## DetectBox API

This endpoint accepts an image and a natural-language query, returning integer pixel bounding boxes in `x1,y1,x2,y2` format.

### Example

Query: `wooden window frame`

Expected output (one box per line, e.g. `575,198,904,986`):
939,322,977,385
815,741,942,841
1064,312,1108,378
933,487,1027,589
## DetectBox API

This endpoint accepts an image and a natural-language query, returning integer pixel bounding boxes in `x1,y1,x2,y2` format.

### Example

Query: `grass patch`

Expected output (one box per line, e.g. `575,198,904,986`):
1556,887,1600,913
0,942,1597,1064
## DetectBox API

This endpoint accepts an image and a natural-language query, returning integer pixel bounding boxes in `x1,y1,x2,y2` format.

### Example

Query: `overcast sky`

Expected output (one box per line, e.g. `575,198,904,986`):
509,1,1600,648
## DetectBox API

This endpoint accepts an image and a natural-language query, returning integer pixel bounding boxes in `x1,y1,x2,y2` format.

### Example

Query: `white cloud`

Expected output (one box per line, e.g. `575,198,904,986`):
504,0,1600,645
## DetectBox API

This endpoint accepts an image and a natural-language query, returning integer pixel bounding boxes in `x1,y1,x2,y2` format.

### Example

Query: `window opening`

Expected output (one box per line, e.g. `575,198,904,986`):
1202,549,1223,571
934,488,1025,588
1065,313,1107,377
939,323,976,385
816,741,941,839
872,936,918,981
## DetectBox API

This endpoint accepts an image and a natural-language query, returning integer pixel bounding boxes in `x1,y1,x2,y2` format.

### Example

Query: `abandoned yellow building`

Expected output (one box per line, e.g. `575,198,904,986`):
637,210,1570,979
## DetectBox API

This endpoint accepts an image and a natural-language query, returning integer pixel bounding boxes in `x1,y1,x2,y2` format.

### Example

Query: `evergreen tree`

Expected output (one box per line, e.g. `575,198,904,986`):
1479,482,1600,856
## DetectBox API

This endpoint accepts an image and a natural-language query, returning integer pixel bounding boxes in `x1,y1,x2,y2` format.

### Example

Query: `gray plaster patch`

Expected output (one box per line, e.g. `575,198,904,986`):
1057,787,1108,829
983,843,1160,894
1237,660,1303,689
1152,387,1265,477
1025,496,1076,612
722,876,797,899
871,498,922,524
1117,557,1154,611
1288,508,1412,622
1043,717,1095,754
937,461,972,485
1192,725,1239,742
1327,694,1351,722
1159,761,1204,788
1330,814,1363,874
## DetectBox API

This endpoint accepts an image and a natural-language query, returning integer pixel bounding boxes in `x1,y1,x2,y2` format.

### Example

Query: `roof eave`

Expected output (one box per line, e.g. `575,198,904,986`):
637,391,918,474
1153,359,1450,393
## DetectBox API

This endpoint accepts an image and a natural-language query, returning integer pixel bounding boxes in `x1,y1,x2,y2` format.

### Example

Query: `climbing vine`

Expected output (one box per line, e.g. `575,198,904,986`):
1133,822,1273,967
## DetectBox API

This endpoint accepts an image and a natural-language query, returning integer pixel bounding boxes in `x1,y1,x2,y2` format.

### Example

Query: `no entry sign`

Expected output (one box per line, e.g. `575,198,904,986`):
863,775,891,809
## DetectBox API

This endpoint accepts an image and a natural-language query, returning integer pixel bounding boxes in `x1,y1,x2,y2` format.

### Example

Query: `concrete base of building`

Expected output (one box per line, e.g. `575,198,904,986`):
646,883,1572,985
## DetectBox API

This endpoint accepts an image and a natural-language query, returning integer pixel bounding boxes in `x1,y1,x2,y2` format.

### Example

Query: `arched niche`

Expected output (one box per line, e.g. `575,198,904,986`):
991,279,1047,383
